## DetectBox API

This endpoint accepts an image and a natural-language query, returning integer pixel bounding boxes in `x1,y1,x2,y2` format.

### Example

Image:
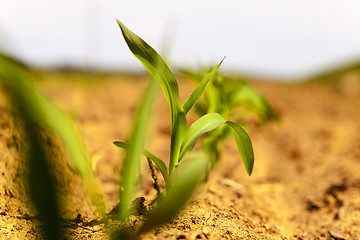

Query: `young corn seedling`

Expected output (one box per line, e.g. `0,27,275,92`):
181,68,279,165
112,21,255,237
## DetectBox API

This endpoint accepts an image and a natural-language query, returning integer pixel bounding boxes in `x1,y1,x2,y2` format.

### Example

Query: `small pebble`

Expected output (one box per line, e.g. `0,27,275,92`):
329,230,345,240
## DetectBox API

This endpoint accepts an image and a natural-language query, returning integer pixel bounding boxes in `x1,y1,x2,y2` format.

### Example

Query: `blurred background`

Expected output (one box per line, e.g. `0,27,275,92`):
1,0,360,79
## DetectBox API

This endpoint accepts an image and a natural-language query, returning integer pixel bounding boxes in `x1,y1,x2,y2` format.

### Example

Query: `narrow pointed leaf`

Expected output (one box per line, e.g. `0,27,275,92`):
117,20,186,176
116,20,182,117
0,53,107,214
183,58,224,114
179,113,226,163
138,156,207,234
113,141,169,184
118,79,157,220
226,121,254,176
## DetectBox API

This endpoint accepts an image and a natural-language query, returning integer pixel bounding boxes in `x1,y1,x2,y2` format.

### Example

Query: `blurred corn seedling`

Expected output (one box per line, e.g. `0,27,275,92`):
0,53,107,239
181,68,279,165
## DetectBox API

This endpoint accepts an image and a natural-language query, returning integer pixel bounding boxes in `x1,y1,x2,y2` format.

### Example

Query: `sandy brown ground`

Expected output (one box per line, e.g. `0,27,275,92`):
0,72,359,239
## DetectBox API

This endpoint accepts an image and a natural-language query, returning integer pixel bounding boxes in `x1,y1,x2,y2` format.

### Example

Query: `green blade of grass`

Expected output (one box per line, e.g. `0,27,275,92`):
138,155,208,234
225,121,254,176
182,58,224,115
0,53,107,214
113,141,169,184
118,79,157,220
117,20,187,177
178,113,226,163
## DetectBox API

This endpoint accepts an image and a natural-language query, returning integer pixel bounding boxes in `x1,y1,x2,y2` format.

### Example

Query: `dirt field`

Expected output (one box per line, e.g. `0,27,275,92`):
0,72,359,239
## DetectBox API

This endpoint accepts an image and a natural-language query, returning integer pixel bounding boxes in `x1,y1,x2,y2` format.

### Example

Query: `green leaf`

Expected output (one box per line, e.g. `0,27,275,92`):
206,75,224,114
116,20,182,117
113,141,169,184
183,58,224,114
138,155,208,234
118,79,157,220
180,69,203,84
231,85,279,122
24,120,62,240
0,53,107,214
179,113,226,163
117,20,187,177
226,121,254,176
178,114,254,176
194,102,208,116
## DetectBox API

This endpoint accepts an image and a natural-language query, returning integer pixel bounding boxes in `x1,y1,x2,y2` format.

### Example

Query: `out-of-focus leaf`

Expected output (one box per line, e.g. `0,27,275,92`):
117,20,186,177
138,155,207,234
180,69,204,84
194,102,207,116
231,85,279,122
206,75,223,114
183,58,224,114
118,79,157,220
0,53,107,214
0,53,62,238
24,120,62,240
113,141,169,184
226,121,254,176
201,131,221,165
179,113,226,163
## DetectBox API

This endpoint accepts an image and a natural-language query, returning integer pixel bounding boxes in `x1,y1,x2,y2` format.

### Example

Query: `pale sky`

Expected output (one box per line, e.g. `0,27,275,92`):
1,0,360,78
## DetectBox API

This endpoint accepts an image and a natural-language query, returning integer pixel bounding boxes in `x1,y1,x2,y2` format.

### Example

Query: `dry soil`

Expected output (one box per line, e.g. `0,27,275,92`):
0,73,359,239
